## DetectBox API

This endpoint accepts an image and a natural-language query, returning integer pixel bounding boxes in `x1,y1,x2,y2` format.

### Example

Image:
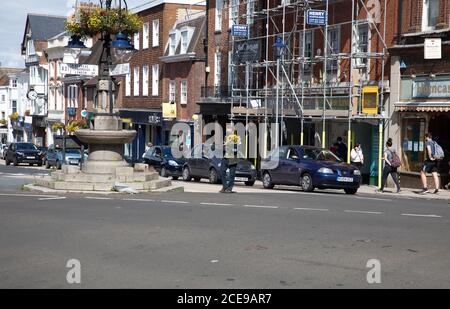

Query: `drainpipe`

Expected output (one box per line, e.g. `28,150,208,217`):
397,0,403,44
204,0,209,93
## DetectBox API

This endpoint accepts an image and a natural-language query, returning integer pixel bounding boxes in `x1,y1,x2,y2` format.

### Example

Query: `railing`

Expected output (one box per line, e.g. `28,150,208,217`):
201,86,233,99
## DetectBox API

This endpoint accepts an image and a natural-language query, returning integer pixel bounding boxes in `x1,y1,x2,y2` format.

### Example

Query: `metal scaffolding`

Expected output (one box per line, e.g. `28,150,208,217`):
228,0,388,172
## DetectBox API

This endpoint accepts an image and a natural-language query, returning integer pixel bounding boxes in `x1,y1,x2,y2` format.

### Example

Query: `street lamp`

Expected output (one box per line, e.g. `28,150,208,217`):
272,37,286,150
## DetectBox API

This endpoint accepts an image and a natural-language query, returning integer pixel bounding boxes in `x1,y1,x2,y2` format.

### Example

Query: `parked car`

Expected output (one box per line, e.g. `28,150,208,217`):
44,144,82,169
142,146,185,180
0,144,8,160
182,144,257,186
260,145,361,194
4,142,43,166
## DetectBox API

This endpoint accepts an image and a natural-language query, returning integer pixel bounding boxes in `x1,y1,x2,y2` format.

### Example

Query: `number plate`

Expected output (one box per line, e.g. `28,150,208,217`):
27,156,35,159
235,177,248,182
70,160,78,164
337,177,353,182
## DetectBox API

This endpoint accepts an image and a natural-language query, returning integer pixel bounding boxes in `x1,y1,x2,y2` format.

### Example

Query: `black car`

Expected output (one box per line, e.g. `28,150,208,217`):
260,145,361,194
4,142,43,166
142,146,185,180
182,144,257,186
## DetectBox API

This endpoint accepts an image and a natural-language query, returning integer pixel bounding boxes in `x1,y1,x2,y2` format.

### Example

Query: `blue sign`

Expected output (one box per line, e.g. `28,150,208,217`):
231,25,248,38
307,9,327,25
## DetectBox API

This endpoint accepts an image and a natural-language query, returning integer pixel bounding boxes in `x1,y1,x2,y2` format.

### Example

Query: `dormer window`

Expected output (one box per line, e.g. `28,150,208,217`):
169,33,176,55
180,30,188,54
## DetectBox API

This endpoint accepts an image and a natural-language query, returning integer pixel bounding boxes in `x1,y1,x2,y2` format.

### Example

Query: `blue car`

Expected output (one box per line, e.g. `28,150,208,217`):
260,145,361,194
44,144,83,169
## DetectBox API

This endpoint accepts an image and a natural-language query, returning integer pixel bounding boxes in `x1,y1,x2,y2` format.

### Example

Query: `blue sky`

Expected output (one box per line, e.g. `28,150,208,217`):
0,0,149,68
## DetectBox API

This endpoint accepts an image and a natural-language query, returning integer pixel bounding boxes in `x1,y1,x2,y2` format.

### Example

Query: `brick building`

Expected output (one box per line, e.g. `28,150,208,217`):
388,0,450,188
117,0,205,162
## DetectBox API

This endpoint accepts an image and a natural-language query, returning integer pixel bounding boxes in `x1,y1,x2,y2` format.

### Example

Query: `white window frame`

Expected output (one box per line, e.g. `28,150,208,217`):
214,52,221,86
246,0,254,25
134,66,140,96
143,22,149,49
134,32,140,50
11,79,17,88
152,64,159,96
180,80,187,105
142,65,149,96
326,26,340,77
215,0,223,31
169,80,176,103
12,100,17,114
125,72,131,96
353,23,370,69
169,33,177,56
422,0,440,31
229,0,238,28
152,20,159,47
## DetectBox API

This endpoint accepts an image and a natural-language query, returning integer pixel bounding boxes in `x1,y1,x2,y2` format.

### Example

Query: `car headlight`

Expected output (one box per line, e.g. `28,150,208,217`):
250,164,256,170
353,169,361,176
318,167,334,174
16,152,24,156
168,160,179,167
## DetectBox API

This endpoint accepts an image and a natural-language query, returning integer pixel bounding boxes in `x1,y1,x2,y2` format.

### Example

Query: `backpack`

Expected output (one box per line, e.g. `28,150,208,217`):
389,150,402,168
433,141,445,160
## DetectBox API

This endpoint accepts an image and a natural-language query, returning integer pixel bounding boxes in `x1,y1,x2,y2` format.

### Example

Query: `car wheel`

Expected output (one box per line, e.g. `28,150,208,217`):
344,188,358,195
13,157,18,166
160,166,167,178
262,172,275,189
301,173,314,192
172,176,179,180
245,180,255,186
29,163,34,166
182,166,192,181
209,168,219,184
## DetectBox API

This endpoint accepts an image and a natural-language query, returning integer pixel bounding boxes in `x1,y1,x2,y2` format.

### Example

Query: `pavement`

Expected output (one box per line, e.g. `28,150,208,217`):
0,161,450,288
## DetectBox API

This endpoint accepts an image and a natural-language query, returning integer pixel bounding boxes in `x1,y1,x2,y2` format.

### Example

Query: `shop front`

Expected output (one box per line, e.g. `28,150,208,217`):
395,76,450,188
119,109,163,162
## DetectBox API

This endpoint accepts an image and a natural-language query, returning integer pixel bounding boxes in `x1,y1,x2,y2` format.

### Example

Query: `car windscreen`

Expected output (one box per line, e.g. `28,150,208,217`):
66,149,81,155
16,143,37,150
303,148,342,162
162,147,173,158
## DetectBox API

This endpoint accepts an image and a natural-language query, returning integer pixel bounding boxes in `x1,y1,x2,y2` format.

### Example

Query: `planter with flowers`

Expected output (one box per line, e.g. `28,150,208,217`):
65,6,142,39
0,119,7,127
52,122,64,132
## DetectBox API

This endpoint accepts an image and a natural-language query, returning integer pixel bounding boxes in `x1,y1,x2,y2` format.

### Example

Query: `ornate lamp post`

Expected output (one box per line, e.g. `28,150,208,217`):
65,0,140,174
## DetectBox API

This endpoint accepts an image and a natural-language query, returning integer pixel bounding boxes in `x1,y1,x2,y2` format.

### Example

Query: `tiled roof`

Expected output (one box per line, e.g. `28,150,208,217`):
27,14,67,41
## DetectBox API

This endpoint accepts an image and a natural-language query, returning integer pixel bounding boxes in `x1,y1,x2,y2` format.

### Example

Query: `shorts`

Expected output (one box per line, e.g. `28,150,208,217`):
422,161,439,173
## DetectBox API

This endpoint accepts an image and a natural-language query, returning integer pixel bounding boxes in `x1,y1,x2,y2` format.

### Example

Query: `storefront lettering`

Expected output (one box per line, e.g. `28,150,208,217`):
413,80,450,98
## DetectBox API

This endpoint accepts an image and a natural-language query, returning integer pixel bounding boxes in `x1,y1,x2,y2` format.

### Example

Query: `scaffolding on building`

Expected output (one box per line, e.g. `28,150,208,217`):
228,0,389,180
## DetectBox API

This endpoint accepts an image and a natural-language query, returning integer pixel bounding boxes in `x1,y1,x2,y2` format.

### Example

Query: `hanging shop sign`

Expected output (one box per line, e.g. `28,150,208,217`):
424,38,441,60
162,102,177,119
413,79,450,98
307,10,327,25
109,63,130,76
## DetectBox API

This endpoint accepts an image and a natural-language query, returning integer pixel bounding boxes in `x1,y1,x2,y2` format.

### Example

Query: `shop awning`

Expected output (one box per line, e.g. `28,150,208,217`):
395,102,450,112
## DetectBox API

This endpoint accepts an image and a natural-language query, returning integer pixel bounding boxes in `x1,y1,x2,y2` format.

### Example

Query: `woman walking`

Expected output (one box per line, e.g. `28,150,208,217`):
377,138,401,193
350,142,364,170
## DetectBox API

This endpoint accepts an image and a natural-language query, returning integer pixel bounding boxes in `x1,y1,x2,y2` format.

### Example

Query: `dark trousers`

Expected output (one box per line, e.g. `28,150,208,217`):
221,159,237,191
380,165,400,191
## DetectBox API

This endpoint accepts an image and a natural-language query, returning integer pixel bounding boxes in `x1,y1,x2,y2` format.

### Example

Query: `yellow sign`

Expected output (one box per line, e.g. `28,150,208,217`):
362,86,379,114
162,102,177,118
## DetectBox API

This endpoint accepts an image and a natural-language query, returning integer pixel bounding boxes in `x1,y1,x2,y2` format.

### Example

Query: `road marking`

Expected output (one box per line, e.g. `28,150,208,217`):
401,213,442,218
354,196,392,201
123,198,155,202
0,193,57,198
85,197,112,200
38,197,67,201
200,202,235,206
161,200,190,204
293,207,329,212
243,205,279,209
344,210,382,215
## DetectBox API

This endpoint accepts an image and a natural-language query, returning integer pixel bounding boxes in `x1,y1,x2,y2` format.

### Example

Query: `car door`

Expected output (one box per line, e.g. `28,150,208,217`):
196,144,211,178
151,147,164,171
269,146,288,184
282,147,302,185
46,146,55,164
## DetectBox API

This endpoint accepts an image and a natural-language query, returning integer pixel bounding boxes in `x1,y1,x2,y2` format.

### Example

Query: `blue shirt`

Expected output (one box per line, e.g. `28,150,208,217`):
425,140,435,161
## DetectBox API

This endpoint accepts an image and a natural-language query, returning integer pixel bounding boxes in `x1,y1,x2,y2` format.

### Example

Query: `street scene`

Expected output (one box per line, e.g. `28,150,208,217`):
0,0,450,291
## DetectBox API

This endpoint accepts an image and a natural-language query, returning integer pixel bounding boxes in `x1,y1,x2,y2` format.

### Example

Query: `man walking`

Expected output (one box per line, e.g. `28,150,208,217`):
420,133,440,194
220,134,240,193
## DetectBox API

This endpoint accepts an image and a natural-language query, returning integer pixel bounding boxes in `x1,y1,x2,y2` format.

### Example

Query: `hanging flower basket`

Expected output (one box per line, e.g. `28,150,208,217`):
0,119,7,126
65,121,80,133
65,7,142,37
52,122,64,132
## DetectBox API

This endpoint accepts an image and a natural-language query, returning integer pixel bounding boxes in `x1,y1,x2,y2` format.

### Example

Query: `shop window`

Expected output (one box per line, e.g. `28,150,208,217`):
401,118,426,172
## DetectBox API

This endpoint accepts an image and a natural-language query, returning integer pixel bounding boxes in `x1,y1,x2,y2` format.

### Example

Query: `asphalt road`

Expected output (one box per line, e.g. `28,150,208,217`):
0,162,450,288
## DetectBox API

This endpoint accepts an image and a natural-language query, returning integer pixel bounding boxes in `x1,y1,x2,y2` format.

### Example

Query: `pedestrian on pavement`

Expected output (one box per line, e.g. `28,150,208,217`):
377,138,401,193
419,133,440,194
350,142,364,170
220,134,240,193
445,161,450,190
336,137,348,162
